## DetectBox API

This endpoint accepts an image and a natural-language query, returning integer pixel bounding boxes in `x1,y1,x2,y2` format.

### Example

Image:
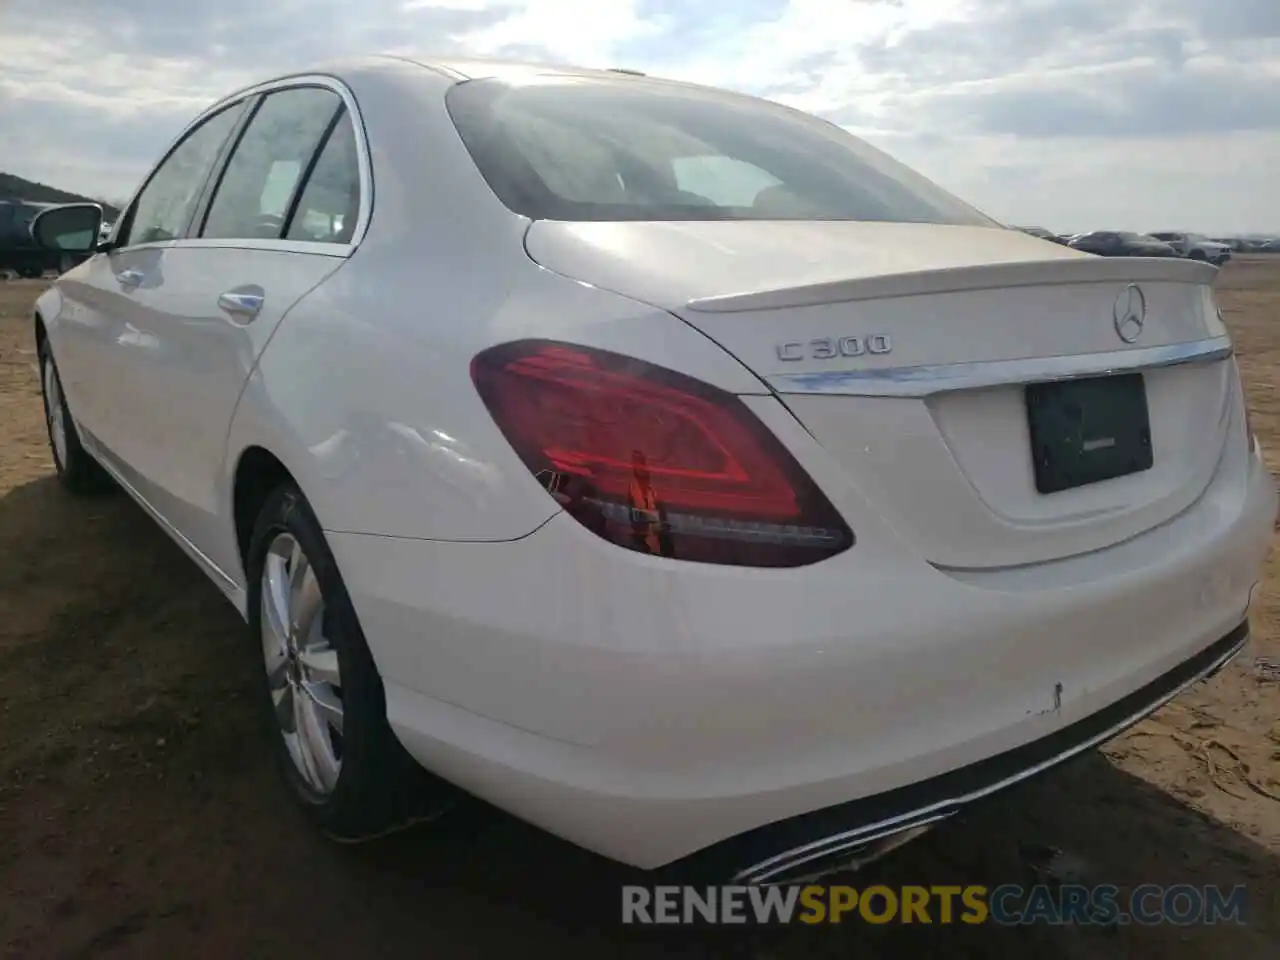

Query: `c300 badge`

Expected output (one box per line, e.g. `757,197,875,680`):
776,335,893,361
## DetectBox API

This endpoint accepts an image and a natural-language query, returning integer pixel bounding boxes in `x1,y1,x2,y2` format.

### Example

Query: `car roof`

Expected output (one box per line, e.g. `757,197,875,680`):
369,53,757,103
201,54,777,132
411,56,632,81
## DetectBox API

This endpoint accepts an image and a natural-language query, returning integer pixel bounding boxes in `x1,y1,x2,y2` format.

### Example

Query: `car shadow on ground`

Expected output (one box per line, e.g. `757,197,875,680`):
0,474,1276,959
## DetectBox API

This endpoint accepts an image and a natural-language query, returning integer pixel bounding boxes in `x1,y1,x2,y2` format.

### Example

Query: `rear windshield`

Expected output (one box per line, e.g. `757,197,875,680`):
445,77,995,225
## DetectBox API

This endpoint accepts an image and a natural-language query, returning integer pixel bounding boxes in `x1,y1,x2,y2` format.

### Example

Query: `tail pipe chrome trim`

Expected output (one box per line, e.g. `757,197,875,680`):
766,336,1232,398
722,621,1249,885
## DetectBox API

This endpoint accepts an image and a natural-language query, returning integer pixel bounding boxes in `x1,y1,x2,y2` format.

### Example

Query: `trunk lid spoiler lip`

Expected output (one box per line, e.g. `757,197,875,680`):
684,256,1219,315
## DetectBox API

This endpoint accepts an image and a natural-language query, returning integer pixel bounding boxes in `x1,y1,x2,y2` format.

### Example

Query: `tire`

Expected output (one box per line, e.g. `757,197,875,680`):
1189,250,1207,262
37,341,112,495
246,484,458,840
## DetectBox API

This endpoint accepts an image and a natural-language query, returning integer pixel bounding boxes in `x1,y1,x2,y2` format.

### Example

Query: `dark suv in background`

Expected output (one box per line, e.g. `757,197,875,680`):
1,199,91,277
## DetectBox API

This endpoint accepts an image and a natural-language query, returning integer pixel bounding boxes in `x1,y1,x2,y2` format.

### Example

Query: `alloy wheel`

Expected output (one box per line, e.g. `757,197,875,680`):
43,356,68,469
260,532,345,795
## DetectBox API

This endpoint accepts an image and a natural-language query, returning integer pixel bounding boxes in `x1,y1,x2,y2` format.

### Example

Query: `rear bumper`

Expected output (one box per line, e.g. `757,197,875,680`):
330,427,1274,870
672,620,1250,883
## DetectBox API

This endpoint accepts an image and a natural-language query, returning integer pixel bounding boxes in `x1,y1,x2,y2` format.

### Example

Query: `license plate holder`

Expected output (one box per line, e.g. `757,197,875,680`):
1025,373,1153,494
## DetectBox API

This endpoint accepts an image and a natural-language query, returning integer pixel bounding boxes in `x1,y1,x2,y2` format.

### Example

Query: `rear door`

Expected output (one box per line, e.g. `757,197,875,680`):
110,80,366,579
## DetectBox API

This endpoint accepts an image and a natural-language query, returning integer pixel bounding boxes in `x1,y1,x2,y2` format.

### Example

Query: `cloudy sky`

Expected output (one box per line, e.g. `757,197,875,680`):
1,0,1277,234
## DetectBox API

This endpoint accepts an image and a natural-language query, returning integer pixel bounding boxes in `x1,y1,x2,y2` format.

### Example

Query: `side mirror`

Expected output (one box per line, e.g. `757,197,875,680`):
31,203,103,254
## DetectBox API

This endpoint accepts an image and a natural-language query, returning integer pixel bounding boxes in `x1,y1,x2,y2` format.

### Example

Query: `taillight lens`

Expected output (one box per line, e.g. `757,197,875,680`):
470,340,854,567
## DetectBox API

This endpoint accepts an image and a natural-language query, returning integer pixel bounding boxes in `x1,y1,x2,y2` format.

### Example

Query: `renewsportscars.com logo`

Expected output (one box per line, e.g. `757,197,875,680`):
621,884,1248,926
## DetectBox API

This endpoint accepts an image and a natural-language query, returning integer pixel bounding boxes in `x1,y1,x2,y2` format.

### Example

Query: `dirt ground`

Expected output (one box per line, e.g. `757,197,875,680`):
1,262,1279,960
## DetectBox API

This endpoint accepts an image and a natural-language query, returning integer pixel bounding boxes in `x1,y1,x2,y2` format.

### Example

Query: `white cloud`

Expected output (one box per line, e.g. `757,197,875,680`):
644,0,969,103
454,0,665,65
1,0,1278,232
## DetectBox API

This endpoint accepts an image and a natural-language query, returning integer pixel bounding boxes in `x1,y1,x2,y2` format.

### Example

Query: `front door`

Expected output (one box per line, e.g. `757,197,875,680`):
55,99,250,473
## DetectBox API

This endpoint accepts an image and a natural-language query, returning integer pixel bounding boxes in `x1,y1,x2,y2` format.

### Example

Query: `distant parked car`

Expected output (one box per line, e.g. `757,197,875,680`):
1149,232,1232,265
1012,225,1067,245
1067,231,1179,257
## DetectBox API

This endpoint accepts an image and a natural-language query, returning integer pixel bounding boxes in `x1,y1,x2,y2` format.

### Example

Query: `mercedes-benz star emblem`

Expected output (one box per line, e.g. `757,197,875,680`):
1113,283,1146,344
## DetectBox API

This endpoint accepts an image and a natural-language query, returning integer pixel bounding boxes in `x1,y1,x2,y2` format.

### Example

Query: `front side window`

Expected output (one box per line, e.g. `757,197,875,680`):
446,77,995,225
201,86,343,240
121,101,247,247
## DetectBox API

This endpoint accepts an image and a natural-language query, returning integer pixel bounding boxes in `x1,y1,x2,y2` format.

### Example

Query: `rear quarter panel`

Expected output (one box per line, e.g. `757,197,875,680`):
223,57,764,548
228,246,767,544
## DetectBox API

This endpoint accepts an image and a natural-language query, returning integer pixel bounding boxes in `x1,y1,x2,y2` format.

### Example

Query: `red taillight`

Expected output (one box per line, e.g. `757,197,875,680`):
471,340,853,567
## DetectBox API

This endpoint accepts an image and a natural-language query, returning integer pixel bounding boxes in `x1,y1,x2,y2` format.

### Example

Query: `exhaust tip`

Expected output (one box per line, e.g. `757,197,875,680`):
740,822,943,886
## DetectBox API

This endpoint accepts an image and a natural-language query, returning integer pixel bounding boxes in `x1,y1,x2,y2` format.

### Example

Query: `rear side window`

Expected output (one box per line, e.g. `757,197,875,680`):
446,77,994,225
201,86,342,240
284,111,362,244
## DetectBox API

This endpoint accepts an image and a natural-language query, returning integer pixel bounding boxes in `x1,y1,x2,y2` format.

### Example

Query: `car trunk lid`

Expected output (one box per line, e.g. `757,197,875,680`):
525,220,1233,568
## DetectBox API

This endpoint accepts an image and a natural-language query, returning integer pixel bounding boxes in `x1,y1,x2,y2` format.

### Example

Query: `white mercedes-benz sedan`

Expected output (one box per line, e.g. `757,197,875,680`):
29,55,1276,884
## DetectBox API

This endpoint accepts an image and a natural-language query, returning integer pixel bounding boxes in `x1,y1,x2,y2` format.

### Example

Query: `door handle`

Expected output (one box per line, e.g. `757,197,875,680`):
115,269,144,287
217,288,265,324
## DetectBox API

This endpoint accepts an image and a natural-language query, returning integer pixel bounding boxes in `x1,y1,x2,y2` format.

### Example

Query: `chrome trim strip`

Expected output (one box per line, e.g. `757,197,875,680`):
735,627,1249,884
170,238,352,258
766,336,1232,398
